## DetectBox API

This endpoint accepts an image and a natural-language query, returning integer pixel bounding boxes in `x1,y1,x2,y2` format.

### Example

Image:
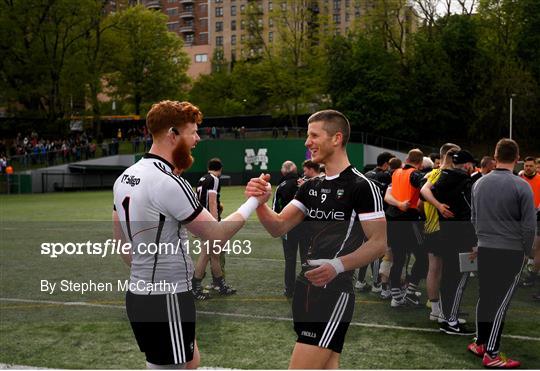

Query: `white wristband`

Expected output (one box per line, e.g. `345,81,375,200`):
237,197,259,220
307,258,345,274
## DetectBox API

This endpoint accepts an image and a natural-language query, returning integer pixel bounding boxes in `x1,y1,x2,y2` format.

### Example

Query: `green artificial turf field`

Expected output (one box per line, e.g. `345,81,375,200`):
1,188,539,369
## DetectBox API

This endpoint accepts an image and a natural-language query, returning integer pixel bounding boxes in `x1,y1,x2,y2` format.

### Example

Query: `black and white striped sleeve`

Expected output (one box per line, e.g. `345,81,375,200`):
354,178,385,221
159,175,203,223
208,175,219,194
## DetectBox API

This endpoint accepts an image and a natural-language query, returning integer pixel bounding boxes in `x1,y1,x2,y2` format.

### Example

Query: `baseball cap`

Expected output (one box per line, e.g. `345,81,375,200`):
452,150,475,165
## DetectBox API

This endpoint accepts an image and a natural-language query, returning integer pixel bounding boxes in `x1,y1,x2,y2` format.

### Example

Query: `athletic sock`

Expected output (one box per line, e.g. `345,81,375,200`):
192,277,203,290
406,282,418,295
391,288,402,299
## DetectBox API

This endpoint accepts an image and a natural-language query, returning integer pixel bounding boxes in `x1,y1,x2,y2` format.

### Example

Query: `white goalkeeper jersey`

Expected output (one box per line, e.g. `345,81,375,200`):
113,153,203,295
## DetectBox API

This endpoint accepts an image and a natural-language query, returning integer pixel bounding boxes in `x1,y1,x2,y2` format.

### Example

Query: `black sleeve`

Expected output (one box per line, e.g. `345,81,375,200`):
410,171,423,189
354,180,385,221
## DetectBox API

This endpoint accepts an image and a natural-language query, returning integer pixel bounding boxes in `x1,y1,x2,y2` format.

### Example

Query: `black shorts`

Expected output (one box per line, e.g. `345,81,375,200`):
292,280,354,353
424,230,444,256
126,291,196,365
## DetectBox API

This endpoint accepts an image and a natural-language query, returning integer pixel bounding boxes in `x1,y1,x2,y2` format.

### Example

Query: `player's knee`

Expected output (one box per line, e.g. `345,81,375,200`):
185,350,200,369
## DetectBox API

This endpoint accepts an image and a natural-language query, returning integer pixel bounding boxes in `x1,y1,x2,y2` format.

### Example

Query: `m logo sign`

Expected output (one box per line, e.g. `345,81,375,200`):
244,148,269,170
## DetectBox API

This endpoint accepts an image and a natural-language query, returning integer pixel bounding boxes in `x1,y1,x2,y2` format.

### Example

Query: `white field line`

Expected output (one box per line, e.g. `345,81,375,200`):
1,297,539,342
0,363,233,370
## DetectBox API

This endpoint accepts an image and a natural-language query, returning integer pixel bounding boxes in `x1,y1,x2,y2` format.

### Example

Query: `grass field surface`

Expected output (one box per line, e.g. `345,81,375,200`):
1,188,539,369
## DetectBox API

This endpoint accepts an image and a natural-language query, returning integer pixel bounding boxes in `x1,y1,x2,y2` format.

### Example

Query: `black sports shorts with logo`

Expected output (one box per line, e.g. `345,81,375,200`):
126,290,196,365
292,279,354,353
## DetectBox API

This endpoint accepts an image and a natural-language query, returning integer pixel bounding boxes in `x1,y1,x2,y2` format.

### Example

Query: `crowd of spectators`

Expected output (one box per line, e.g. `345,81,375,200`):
0,126,153,172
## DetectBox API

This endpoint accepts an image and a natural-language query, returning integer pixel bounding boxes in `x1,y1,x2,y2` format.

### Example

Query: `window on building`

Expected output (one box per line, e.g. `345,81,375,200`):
167,22,179,31
240,20,245,30
231,34,237,45
231,20,237,30
216,21,223,32
333,14,340,24
258,18,263,27
166,7,178,16
345,13,350,22
216,36,223,46
268,31,273,42
216,7,223,17
240,4,245,13
185,34,194,44
231,5,236,16
241,34,245,42
333,0,340,10
167,0,176,3
269,18,274,28
281,2,286,11
195,54,208,63
200,18,208,29
199,33,208,44
269,1,273,10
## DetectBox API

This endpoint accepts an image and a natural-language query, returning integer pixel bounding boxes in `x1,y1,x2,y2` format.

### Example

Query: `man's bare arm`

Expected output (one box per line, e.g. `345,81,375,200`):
384,187,409,211
208,191,218,219
113,210,131,267
254,202,306,237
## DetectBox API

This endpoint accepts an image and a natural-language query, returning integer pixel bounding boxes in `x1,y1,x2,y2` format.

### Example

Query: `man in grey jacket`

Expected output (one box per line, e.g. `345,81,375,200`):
468,138,536,369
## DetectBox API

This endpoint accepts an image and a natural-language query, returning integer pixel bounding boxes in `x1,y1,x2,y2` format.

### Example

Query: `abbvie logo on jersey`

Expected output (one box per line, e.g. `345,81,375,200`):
307,207,345,220
121,174,141,187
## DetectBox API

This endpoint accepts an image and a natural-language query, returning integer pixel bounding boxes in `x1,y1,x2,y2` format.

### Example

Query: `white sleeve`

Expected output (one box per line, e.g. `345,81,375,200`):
208,175,219,194
155,176,203,222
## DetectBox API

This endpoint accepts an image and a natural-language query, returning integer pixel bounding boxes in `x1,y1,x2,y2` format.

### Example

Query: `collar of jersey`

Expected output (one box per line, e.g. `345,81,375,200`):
143,153,174,172
324,165,353,180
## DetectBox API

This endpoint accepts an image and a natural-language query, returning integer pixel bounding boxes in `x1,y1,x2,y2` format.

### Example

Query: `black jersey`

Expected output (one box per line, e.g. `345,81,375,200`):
196,173,221,218
291,165,385,292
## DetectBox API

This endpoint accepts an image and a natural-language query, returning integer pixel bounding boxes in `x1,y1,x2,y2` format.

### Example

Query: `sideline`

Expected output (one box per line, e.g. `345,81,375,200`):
1,297,539,342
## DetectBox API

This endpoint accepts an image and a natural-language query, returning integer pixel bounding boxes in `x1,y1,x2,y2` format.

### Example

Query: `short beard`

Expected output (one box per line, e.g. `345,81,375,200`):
172,138,194,172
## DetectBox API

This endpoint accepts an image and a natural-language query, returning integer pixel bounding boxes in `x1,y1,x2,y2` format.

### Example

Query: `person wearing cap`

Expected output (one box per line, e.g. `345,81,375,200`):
430,149,477,335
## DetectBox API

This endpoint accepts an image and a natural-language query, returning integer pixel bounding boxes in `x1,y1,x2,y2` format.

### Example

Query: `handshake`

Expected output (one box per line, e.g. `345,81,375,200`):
244,173,273,205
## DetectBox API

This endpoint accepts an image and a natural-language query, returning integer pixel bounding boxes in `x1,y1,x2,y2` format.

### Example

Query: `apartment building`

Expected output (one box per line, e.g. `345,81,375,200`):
138,0,416,79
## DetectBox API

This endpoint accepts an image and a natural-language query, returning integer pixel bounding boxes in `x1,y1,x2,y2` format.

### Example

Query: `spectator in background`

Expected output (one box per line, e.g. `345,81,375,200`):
272,126,279,138
431,150,476,336
273,160,303,298
422,156,434,175
283,125,288,138
468,139,536,368
364,151,394,189
471,156,496,184
519,156,540,289
429,152,441,169
384,149,427,307
117,128,122,142
388,157,402,175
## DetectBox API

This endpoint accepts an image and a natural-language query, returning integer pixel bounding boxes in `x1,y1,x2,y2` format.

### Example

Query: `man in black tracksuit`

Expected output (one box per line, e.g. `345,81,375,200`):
273,160,305,297
432,150,477,335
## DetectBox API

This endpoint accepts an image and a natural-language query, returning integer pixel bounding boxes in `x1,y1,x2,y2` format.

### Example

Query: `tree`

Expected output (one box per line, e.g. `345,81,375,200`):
0,0,100,122
242,0,328,126
326,34,407,134
108,6,190,115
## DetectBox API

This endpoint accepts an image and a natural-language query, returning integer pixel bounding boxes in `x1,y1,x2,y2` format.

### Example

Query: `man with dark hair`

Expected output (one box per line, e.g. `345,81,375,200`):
429,152,441,169
388,157,402,175
384,149,427,307
421,143,461,322
192,158,236,299
365,151,394,188
298,159,321,187
245,109,386,369
519,156,540,289
113,100,266,369
468,139,536,368
431,150,477,336
273,160,304,298
472,156,496,184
